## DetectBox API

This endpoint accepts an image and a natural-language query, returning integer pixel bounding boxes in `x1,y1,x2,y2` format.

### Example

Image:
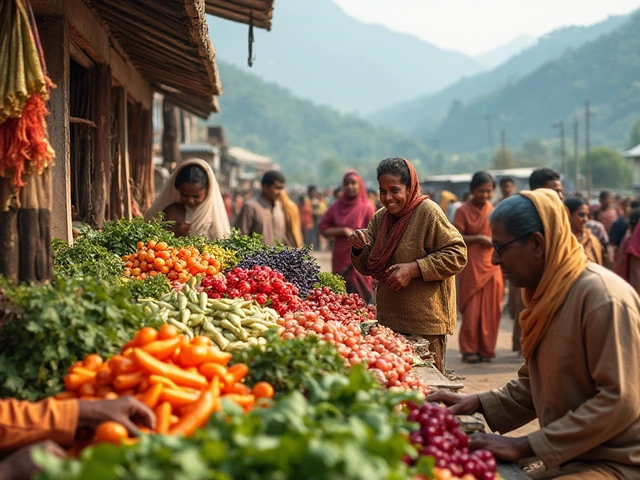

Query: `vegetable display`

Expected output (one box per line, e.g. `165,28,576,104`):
139,282,281,350
58,325,271,442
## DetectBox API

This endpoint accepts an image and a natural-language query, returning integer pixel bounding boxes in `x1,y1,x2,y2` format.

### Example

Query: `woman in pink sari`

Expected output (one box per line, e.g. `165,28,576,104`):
320,171,376,301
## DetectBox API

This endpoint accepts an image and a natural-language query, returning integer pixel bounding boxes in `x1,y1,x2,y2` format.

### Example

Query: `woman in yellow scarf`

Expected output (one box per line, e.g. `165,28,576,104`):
564,196,603,265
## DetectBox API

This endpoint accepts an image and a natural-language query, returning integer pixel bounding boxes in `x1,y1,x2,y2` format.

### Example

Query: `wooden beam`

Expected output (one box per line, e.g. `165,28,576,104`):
116,87,132,220
92,64,111,229
39,14,72,244
109,47,152,110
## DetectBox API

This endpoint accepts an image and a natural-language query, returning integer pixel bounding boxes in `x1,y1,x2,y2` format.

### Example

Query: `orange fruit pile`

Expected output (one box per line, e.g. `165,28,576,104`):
57,325,275,444
122,241,221,283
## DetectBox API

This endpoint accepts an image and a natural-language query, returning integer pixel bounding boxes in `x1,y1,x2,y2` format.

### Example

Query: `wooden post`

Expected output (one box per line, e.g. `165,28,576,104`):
162,99,180,167
40,14,72,244
92,64,111,229
116,87,132,219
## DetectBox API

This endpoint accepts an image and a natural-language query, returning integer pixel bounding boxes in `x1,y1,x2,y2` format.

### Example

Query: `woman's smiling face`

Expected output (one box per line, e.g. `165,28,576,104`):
378,173,408,216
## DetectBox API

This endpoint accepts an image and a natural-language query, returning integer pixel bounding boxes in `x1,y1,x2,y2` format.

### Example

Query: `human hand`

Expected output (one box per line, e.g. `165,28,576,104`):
342,227,354,237
477,235,493,248
174,222,191,237
0,440,66,480
468,433,533,462
77,396,156,437
349,229,372,250
384,262,419,291
425,390,481,415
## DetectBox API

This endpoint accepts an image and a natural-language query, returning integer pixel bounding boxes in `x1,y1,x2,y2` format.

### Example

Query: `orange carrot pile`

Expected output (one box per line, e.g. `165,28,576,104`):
57,325,273,442
122,241,221,283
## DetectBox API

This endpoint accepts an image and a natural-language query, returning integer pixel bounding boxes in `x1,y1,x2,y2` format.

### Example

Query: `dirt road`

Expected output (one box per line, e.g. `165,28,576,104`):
313,249,538,436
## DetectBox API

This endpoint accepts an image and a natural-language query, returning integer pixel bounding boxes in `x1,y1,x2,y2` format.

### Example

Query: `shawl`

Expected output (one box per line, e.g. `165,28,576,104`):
518,189,587,360
144,158,231,240
280,190,303,248
439,190,458,213
577,228,603,265
331,170,375,229
367,159,427,280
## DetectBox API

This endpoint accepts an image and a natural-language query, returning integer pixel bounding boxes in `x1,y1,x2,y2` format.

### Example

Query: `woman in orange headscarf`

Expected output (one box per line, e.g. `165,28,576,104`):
349,158,467,373
564,196,603,265
454,171,504,363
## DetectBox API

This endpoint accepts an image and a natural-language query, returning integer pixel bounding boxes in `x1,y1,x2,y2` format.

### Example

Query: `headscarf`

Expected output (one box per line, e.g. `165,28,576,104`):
330,170,375,230
144,158,231,240
280,190,303,248
518,189,587,360
439,190,458,213
367,159,427,280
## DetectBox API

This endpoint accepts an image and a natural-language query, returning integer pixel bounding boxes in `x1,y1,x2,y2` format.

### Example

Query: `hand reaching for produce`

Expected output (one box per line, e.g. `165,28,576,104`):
384,262,420,291
348,229,372,250
468,433,533,462
173,222,192,238
0,440,66,480
77,397,156,437
425,390,482,416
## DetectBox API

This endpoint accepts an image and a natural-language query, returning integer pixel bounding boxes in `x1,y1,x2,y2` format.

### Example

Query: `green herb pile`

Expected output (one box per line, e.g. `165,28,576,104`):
36,366,433,480
232,332,348,399
0,277,161,400
314,271,347,294
52,238,123,282
212,228,271,259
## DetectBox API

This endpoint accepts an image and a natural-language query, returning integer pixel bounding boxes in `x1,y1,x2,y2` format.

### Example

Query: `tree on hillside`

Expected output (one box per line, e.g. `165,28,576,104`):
572,147,632,190
517,139,552,167
491,149,516,169
630,119,640,148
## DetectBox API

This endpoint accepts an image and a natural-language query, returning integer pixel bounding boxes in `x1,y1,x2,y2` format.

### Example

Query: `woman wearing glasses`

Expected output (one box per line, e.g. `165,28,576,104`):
565,196,604,265
453,171,505,364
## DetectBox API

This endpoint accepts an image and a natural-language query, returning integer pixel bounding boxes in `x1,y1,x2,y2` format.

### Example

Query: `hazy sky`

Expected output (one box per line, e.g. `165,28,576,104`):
333,0,640,56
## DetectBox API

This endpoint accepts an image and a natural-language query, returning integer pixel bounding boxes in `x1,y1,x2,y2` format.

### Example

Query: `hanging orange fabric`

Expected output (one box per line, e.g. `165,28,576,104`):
518,189,587,359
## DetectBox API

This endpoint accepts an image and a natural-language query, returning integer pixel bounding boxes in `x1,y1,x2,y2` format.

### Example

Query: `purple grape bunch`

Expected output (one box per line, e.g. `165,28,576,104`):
405,402,497,480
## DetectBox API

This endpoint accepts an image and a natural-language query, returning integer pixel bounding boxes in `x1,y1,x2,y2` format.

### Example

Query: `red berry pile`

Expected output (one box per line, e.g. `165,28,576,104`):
406,402,497,479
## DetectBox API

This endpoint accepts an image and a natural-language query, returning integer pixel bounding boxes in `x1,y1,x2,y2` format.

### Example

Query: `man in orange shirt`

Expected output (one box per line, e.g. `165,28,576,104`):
0,396,154,479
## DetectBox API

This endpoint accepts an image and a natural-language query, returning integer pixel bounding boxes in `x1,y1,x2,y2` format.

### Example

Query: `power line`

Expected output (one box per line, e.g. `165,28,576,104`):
585,101,593,197
553,121,567,186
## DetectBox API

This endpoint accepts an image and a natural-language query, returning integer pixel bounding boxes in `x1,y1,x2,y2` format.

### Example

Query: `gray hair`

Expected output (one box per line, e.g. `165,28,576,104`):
491,195,544,239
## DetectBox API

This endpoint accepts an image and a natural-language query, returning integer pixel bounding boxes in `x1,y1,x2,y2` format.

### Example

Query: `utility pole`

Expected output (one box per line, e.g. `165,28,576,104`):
553,121,567,186
501,129,506,156
484,114,494,160
574,119,580,191
585,101,593,197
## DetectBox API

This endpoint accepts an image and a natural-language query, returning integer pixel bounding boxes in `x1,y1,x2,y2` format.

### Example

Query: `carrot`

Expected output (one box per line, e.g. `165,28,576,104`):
148,375,179,390
64,372,94,391
155,402,172,434
170,415,180,426
113,371,145,391
132,348,207,390
142,336,185,360
95,368,113,386
169,377,220,436
159,388,200,407
222,393,255,409
70,367,97,379
96,385,114,398
198,362,228,382
226,364,249,384
141,382,164,409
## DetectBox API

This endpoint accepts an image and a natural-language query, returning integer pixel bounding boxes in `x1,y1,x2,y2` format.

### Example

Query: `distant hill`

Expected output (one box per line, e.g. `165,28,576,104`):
370,13,632,136
206,0,483,115
475,35,535,70
206,61,432,184
424,12,640,153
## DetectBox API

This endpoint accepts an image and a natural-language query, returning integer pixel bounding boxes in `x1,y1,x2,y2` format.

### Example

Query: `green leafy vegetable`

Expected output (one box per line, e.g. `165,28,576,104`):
0,276,161,400
314,272,346,294
52,238,123,282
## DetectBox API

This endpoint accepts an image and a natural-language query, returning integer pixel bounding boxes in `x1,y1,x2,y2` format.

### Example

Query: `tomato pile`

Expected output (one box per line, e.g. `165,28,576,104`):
58,325,273,446
304,287,376,324
406,402,497,480
123,241,221,283
200,266,306,315
278,311,429,394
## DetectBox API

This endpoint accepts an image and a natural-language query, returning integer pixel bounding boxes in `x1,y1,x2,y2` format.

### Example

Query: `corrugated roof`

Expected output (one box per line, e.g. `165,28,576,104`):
205,0,274,30
84,0,222,117
624,144,640,158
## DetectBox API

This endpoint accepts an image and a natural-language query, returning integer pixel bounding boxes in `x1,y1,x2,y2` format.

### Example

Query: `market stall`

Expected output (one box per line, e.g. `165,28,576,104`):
0,217,507,479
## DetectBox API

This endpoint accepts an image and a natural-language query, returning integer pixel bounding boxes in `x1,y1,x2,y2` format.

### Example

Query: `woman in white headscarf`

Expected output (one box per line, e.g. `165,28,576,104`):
144,158,230,240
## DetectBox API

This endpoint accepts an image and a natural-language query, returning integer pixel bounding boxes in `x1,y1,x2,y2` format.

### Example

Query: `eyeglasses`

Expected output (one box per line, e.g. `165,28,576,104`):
492,233,531,257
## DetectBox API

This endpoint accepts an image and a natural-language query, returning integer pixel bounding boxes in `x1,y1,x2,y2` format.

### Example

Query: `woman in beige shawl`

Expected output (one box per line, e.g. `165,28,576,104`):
144,158,230,240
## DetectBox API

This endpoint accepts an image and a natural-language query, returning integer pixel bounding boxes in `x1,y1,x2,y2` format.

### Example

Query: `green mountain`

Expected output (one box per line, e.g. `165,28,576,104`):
206,0,483,115
371,13,632,137
424,11,640,153
206,61,432,184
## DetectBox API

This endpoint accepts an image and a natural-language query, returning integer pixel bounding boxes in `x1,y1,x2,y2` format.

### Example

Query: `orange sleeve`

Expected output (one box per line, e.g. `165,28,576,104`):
0,398,79,451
